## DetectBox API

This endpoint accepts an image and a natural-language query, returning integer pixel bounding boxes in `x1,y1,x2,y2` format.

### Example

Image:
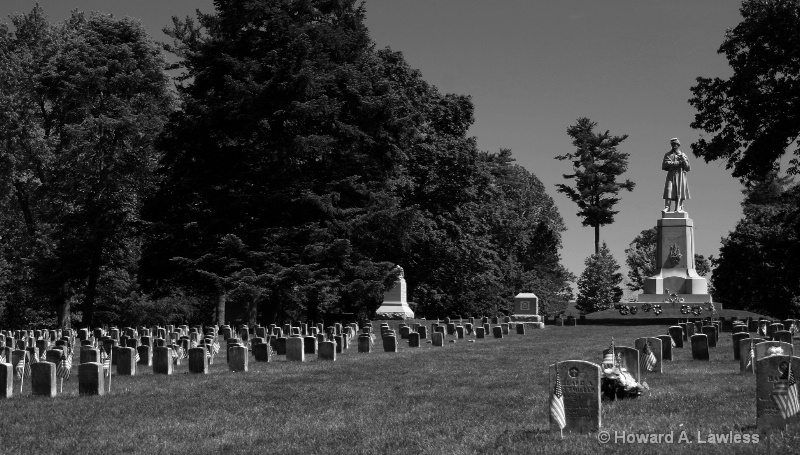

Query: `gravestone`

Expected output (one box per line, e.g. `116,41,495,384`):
768,323,784,339
80,348,99,364
0,363,11,399
276,337,287,356
773,331,792,344
383,335,397,353
754,341,793,365
739,338,766,374
701,326,717,348
318,341,336,361
253,343,271,362
493,326,503,339
286,337,304,362
501,323,510,335
475,327,485,339
188,347,208,373
137,346,151,366
605,346,640,383
418,326,427,340
153,346,173,374
409,332,420,348
117,347,136,375
31,362,56,397
668,326,684,348
334,335,344,353
304,336,317,355
432,332,444,347
634,337,663,373
548,360,601,433
656,335,673,361
399,326,410,339
756,355,800,430
691,334,709,361
228,346,248,372
78,362,104,396
446,323,456,336
358,335,371,353
456,326,465,339
732,332,749,360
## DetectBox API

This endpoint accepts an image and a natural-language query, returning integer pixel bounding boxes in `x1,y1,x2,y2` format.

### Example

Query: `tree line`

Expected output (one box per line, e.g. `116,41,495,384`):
0,3,573,329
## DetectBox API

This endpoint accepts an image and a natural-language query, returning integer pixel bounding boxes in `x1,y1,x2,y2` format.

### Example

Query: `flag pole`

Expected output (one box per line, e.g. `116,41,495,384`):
751,338,756,376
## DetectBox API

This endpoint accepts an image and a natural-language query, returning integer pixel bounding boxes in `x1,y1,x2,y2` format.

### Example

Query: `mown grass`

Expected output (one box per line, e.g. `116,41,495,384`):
0,322,797,454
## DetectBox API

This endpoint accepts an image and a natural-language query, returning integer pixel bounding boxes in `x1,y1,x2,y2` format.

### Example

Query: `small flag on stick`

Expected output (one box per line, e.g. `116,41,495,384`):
550,371,567,437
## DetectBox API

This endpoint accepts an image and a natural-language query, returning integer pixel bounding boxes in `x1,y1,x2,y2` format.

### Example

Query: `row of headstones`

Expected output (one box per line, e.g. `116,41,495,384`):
549,322,727,433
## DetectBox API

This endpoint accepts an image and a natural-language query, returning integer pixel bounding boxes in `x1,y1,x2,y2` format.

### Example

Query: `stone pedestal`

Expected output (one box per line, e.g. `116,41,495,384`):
512,293,540,321
375,269,415,319
640,212,712,304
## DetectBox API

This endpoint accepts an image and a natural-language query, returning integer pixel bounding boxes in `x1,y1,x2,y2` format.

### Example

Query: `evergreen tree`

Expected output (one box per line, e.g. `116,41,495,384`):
555,118,634,254
576,242,623,313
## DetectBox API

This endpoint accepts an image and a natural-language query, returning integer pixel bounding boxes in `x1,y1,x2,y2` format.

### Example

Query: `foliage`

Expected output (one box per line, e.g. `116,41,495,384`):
625,227,713,293
689,0,800,182
0,6,173,328
711,174,800,317
143,0,573,323
576,242,623,313
555,117,634,254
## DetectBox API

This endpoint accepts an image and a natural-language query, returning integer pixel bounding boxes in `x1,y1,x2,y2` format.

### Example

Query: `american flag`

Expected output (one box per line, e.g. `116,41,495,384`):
134,350,141,364
640,343,657,372
790,320,799,335
57,353,72,380
171,346,182,365
0,351,5,363
15,357,25,380
212,340,220,355
100,348,111,376
746,340,755,372
759,322,767,337
550,371,566,430
772,367,800,420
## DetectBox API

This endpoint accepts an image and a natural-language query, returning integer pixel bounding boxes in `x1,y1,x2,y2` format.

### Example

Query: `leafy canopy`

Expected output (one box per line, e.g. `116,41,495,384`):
690,0,800,182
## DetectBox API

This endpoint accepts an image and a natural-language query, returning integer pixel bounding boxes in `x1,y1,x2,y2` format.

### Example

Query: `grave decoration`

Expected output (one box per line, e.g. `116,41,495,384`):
600,339,647,400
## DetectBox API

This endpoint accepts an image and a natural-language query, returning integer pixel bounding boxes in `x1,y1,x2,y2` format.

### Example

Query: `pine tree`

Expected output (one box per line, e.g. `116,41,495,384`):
576,242,623,314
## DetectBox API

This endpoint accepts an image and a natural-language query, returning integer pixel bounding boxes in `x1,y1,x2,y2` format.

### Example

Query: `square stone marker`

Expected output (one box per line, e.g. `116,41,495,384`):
432,332,444,347
691,334,709,361
286,337,305,362
656,335,673,361
668,326,684,348
548,360,601,433
318,341,336,361
78,362,104,396
31,362,56,397
756,355,800,430
732,332,750,360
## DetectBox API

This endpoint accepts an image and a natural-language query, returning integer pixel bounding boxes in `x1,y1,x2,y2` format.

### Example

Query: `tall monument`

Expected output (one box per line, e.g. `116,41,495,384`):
638,138,712,305
375,265,415,319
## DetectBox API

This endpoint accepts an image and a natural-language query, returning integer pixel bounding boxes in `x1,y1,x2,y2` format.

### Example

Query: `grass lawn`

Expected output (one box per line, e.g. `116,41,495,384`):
1,322,798,454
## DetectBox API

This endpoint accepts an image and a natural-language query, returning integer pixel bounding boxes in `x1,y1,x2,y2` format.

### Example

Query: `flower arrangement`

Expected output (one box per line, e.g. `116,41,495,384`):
601,343,649,400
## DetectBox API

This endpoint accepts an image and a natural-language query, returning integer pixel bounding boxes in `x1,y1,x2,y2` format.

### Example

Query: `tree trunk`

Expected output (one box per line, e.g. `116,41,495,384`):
82,236,105,328
216,291,227,326
595,225,600,255
56,296,71,330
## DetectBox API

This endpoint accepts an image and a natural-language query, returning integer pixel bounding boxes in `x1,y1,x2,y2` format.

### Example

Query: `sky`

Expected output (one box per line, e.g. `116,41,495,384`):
2,1,753,293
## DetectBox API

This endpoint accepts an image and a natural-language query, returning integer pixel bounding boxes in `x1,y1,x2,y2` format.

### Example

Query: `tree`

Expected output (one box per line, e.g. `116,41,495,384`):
689,0,800,183
142,0,574,323
625,227,713,293
576,242,623,313
710,174,800,317
0,7,172,328
555,118,635,254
